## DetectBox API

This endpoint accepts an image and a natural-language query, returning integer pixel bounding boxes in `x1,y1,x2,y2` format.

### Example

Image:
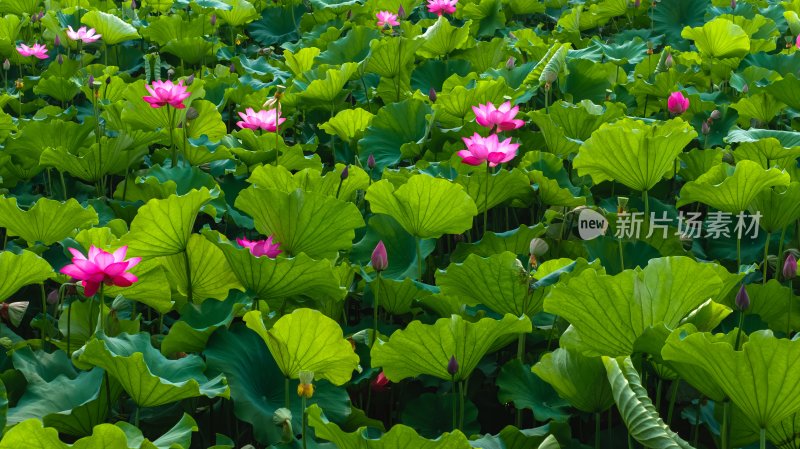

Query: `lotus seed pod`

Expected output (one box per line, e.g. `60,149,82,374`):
185,106,199,121
710,109,721,120
529,238,549,257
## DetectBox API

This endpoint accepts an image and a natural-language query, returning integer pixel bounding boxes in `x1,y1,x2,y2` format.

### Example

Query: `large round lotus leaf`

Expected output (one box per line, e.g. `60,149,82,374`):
74,332,229,407
243,308,359,385
573,118,697,192
681,17,750,59
677,161,790,213
0,197,98,246
533,347,614,414
366,174,478,239
371,314,531,382
0,250,52,302
544,256,724,357
662,328,800,430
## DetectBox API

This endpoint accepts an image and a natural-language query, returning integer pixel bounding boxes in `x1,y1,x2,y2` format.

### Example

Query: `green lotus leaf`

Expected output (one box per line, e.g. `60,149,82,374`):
310,0,363,11
726,127,800,148
533,347,614,413
544,256,723,357
235,187,364,259
350,214,436,280
358,98,431,171
731,93,785,127
456,168,531,213
662,329,800,429
603,356,695,449
212,234,345,302
8,348,120,437
0,0,38,15
748,182,800,233
116,413,198,449
0,250,52,302
243,308,359,385
40,135,150,183
676,161,790,212
533,45,568,88
529,170,586,207
434,78,512,128
679,148,723,182
205,324,352,446
729,281,800,338
562,59,616,104
371,314,531,382
400,392,480,438
161,296,244,356
161,234,242,304
732,138,800,170
140,15,205,46
765,73,800,110
3,119,93,182
370,276,434,315
283,47,320,75
74,332,229,407
215,0,258,26
469,425,563,449
0,197,98,246
450,224,545,262
497,359,571,422
81,10,140,45
308,404,473,449
247,4,302,46
681,17,750,59
0,420,131,449
105,258,174,314
574,118,697,192
365,36,423,78
366,175,478,239
319,108,375,143
417,16,473,59
660,324,733,402
34,77,81,102
436,251,533,316
528,100,626,157
293,62,359,107
246,163,369,203
318,26,380,65
120,188,215,258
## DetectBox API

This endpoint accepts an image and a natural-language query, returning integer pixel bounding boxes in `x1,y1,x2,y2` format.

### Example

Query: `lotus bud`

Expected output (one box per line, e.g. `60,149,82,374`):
735,284,750,311
710,109,721,120
371,241,388,272
185,106,199,121
15,79,23,90
784,253,797,280
1,302,28,327
371,371,390,392
447,355,459,376
634,0,640,7
185,73,195,86
529,238,549,257
367,153,376,169
57,54,63,65
47,289,60,305
428,87,437,102
54,35,61,47
617,196,629,214
340,165,349,180
131,0,137,8
39,11,45,20
229,63,236,73
2,59,9,71
297,370,315,398
506,56,515,70
397,4,406,18
664,52,673,69
210,14,217,26
742,83,749,94
167,68,175,79
347,9,352,20
730,0,736,8
701,120,710,135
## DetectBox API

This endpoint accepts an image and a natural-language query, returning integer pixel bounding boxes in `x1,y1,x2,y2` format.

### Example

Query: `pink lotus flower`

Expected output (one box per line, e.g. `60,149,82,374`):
472,101,525,131
143,79,191,109
427,0,458,15
66,26,102,44
667,91,690,115
60,246,141,297
458,133,519,167
376,10,400,27
371,371,390,392
237,236,282,258
796,34,800,49
16,43,48,60
236,108,285,132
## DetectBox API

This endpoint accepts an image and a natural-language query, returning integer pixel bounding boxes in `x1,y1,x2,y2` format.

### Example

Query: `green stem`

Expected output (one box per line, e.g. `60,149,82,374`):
372,273,380,347
285,377,290,410
183,250,193,304
642,189,649,224
618,239,625,270
67,297,72,355
134,405,140,427
483,161,490,237
788,280,793,336
39,284,48,349
721,400,730,449
655,377,663,411
302,395,308,449
169,107,177,168
451,376,457,431
458,379,466,430
737,235,742,272
667,379,680,426
98,284,104,333
763,232,771,284
734,307,745,350
759,427,766,449
777,226,788,280
595,412,601,449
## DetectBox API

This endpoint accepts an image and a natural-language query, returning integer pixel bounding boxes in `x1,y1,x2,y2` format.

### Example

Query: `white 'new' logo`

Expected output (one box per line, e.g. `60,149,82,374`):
577,209,608,240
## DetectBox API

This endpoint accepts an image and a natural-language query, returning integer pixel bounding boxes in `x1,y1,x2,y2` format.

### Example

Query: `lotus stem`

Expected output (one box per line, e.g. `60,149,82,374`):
99,283,105,333
451,376,457,431
736,235,742,271
759,427,766,449
285,377,290,410
595,412,601,449
667,379,680,426
763,232,771,284
169,107,178,168
134,405,140,427
302,395,308,449
416,236,424,281
655,377,663,411
721,399,730,449
776,227,787,280
788,282,793,337
67,297,72,355
372,272,380,348
40,283,48,349
642,189,649,224
458,379,466,430
618,239,625,270
692,396,703,447
483,161,490,237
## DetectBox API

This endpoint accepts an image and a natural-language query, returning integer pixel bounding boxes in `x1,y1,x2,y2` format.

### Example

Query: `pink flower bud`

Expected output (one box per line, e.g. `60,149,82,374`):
371,241,388,272
447,355,459,376
367,154,376,169
784,253,797,280
735,284,750,311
